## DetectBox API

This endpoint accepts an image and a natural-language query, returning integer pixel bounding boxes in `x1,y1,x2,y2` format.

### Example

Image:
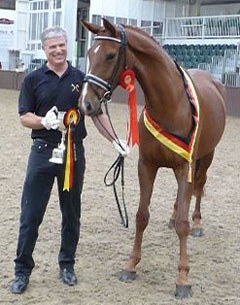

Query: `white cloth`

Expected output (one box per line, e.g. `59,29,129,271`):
112,139,130,157
41,106,60,130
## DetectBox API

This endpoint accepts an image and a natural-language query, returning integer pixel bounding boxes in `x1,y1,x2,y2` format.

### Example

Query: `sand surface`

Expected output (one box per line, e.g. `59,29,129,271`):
0,89,239,305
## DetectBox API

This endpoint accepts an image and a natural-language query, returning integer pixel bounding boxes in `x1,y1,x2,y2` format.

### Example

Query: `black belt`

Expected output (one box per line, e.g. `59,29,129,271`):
33,138,59,149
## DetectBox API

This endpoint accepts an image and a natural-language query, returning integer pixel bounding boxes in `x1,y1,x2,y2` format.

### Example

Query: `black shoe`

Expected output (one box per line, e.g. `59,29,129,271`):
10,275,29,294
59,268,77,286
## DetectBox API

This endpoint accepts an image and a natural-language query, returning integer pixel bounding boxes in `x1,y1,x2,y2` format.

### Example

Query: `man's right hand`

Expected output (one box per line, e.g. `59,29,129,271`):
41,106,60,130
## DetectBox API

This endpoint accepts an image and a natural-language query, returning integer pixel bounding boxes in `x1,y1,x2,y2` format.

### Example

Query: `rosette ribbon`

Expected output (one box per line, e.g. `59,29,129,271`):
63,108,80,191
119,69,139,146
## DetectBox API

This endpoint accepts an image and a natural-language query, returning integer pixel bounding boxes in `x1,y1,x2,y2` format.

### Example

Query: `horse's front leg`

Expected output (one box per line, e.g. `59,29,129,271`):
173,166,193,299
119,158,157,282
168,199,177,229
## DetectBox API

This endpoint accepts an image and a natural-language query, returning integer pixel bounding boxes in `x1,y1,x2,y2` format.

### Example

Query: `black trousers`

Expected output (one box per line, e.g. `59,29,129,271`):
14,139,85,276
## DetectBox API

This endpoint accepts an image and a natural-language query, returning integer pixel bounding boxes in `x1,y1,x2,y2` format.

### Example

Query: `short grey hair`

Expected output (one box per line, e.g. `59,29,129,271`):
40,26,68,45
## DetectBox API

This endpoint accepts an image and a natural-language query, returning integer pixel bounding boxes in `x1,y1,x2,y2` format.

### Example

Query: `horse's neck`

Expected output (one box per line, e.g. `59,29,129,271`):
127,30,191,131
136,58,179,112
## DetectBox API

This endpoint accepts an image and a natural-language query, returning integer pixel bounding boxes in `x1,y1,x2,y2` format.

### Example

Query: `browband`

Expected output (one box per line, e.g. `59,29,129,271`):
94,36,122,44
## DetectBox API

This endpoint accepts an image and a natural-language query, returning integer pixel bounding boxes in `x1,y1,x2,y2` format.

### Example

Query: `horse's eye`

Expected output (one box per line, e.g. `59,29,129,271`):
106,53,116,61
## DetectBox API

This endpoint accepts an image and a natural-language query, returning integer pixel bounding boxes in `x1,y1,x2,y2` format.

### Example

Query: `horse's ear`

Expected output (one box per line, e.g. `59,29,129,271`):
102,18,117,36
81,19,101,34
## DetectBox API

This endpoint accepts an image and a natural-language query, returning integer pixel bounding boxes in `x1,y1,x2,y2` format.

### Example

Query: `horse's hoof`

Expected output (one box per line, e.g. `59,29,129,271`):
175,284,193,299
168,218,175,229
191,227,204,237
118,270,137,282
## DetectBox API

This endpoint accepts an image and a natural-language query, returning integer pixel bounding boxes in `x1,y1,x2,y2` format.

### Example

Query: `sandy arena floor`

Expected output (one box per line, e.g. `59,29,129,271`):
0,89,239,305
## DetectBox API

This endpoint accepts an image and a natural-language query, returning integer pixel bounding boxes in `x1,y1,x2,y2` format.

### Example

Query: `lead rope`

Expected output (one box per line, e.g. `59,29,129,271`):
97,101,129,228
104,155,128,228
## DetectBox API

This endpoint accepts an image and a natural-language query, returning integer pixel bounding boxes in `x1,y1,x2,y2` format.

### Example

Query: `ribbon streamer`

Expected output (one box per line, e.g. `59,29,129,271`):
63,109,79,191
119,69,139,146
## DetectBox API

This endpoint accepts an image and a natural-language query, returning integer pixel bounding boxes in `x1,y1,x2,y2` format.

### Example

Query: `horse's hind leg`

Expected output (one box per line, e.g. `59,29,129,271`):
191,151,214,237
119,158,158,282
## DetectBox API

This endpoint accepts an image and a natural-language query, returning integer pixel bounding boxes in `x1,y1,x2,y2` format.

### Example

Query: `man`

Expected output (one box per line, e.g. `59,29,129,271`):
10,26,128,294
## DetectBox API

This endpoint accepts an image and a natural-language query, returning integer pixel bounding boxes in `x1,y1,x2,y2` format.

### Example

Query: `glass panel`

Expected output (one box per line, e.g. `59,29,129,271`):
92,15,101,26
0,0,15,10
79,41,85,57
141,20,151,34
38,1,43,10
54,0,62,9
129,19,137,26
38,13,43,39
32,2,37,10
106,16,114,24
116,17,127,25
44,1,49,10
53,12,61,26
44,12,48,29
153,21,163,35
32,14,37,40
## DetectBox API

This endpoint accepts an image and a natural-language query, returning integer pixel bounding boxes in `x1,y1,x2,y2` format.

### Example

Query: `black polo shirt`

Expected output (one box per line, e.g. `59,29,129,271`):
18,61,87,144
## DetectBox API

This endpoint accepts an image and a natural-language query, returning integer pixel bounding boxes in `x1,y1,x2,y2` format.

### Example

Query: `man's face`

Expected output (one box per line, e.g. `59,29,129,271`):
42,36,67,65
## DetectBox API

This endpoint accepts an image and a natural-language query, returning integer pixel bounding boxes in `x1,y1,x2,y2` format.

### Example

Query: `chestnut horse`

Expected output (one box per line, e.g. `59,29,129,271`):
79,18,226,298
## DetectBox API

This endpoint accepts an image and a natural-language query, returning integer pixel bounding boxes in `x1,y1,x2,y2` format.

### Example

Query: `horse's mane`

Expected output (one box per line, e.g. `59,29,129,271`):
122,24,160,46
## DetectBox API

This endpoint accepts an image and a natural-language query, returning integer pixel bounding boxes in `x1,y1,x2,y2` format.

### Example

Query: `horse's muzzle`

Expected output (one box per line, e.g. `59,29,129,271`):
80,99,101,117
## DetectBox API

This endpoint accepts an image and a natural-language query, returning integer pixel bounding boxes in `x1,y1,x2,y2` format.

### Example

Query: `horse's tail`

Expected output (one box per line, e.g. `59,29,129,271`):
213,78,227,106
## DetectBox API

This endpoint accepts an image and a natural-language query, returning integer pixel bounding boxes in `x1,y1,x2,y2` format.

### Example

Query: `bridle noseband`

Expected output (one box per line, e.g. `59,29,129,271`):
84,25,127,104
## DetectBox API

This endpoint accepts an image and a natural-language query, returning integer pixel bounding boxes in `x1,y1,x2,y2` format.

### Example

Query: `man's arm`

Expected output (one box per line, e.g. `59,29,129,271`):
20,112,44,129
20,106,59,130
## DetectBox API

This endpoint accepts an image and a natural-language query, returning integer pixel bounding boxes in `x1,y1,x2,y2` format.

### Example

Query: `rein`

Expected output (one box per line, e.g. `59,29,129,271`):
104,155,128,228
99,101,129,228
84,26,129,227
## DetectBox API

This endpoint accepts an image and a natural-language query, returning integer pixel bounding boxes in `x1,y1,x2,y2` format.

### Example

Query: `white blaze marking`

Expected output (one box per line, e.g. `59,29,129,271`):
81,83,89,113
93,45,100,54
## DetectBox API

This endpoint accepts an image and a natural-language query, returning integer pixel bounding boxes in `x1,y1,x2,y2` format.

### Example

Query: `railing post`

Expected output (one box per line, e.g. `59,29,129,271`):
202,17,205,40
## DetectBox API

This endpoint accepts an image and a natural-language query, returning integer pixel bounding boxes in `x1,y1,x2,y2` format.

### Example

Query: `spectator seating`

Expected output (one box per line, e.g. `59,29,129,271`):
163,44,237,69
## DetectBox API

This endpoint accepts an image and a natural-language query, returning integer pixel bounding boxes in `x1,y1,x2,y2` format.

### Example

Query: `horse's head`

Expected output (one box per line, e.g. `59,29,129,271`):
79,18,127,116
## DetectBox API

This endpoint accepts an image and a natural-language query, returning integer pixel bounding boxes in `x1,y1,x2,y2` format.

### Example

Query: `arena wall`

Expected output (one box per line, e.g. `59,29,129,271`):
225,86,240,117
0,73,239,117
0,70,24,90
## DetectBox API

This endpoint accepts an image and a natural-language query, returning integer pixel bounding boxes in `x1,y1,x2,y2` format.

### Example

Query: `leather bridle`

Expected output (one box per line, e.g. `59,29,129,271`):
84,25,127,105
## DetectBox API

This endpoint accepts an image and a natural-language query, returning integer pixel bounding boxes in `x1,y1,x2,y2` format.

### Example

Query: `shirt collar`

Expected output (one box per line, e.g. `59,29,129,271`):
42,60,73,76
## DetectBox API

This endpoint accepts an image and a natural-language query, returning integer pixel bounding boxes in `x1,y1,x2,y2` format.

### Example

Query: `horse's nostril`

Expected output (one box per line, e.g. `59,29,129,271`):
86,101,92,112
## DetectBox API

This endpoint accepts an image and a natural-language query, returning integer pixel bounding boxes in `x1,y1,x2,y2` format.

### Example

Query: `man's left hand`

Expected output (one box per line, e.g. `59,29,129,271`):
112,139,130,157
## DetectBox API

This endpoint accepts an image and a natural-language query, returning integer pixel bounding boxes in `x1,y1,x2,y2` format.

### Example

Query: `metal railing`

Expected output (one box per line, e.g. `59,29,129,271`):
165,15,240,39
150,15,240,41
224,72,240,87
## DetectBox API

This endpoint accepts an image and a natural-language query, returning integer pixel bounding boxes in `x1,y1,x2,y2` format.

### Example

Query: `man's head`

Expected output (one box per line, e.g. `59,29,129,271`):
41,26,68,66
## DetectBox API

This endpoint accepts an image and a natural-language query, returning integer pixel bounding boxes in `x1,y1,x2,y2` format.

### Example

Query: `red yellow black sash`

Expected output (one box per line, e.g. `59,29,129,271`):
143,67,200,182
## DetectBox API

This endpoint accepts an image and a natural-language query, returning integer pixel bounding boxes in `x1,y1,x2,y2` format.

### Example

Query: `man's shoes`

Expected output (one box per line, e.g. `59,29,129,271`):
10,275,29,294
59,268,77,286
